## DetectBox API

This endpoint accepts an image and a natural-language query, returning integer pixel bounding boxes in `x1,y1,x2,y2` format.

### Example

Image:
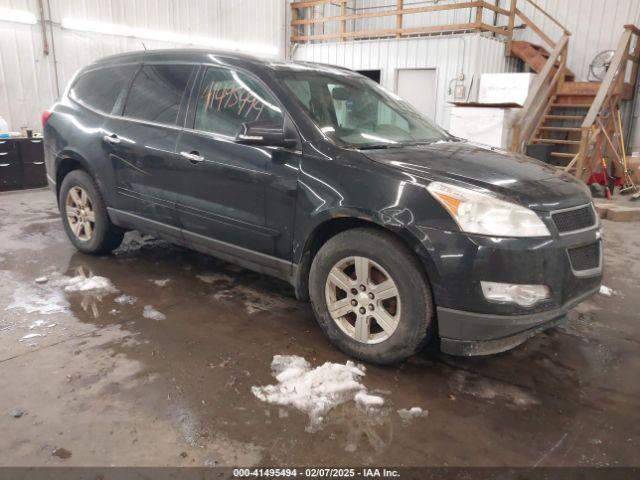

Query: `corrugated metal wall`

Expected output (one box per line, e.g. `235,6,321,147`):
506,0,640,81
292,0,640,150
304,0,640,81
2,0,640,149
293,33,519,129
0,0,286,132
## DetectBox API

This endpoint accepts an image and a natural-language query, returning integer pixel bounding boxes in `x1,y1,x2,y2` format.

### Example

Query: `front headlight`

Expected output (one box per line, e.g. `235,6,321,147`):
426,181,551,237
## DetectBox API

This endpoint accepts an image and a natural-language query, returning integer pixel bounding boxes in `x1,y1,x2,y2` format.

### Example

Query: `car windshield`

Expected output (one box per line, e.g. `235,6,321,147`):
278,69,450,148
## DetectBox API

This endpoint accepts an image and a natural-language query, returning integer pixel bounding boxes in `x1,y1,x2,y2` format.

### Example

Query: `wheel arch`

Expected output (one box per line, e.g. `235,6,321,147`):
293,213,439,305
54,151,97,199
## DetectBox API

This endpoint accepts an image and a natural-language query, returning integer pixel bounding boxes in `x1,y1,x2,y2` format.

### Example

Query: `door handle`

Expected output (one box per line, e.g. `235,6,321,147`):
0,164,10,167
103,134,121,145
32,162,44,165
180,151,204,164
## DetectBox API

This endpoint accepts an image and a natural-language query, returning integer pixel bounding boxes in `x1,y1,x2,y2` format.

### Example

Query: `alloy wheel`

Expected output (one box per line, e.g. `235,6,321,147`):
65,186,95,241
324,256,401,344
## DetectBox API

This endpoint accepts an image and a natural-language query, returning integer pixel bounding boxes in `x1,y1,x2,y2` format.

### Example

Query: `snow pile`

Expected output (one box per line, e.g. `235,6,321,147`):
6,285,68,315
114,295,137,305
143,305,166,321
397,407,428,422
20,333,44,341
5,270,118,316
29,320,56,329
251,355,383,431
355,391,385,409
599,285,614,297
152,279,170,287
64,274,117,293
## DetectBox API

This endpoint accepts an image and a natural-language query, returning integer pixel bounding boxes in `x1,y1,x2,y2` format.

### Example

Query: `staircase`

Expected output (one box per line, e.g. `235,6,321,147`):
509,25,640,181
528,82,600,165
510,41,574,80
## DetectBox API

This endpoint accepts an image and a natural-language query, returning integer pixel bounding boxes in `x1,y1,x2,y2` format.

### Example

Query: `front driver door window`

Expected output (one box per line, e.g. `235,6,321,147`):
194,67,283,137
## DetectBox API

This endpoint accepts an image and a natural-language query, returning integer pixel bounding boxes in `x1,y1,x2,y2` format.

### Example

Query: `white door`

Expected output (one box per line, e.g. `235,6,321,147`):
396,69,437,121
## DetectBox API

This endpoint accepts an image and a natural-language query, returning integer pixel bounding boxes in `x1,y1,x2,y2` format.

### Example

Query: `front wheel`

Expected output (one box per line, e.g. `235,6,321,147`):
59,169,124,254
309,228,434,365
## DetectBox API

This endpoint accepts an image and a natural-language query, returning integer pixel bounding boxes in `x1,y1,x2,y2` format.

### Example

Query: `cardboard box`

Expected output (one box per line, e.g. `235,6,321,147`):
627,156,640,184
478,73,536,106
449,105,521,149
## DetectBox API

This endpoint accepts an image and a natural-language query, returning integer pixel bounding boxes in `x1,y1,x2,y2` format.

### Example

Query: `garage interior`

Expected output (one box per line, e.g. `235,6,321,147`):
2,0,640,471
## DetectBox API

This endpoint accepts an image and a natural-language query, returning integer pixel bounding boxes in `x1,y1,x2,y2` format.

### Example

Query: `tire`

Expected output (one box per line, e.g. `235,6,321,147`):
58,169,124,254
309,227,434,365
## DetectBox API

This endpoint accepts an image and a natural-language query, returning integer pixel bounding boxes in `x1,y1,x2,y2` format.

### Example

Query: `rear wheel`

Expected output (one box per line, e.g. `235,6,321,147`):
309,227,434,364
59,170,124,254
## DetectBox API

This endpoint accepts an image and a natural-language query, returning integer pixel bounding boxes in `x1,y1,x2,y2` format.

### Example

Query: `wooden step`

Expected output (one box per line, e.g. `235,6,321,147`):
550,152,577,158
544,114,585,121
557,81,601,96
534,139,581,145
538,127,582,132
551,103,592,108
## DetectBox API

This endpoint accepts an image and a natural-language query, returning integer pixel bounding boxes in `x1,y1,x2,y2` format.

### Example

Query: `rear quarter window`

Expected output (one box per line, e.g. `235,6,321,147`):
123,64,194,125
69,65,136,114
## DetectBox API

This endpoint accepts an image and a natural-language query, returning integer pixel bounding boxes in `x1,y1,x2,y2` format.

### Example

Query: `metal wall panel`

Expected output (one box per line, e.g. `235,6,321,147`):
293,0,640,148
0,0,286,132
502,0,640,81
293,33,518,129
347,0,640,81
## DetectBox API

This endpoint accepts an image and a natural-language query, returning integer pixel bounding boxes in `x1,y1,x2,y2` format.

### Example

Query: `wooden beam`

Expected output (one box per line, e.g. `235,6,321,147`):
624,24,640,35
506,0,517,56
525,0,571,35
480,23,509,36
515,8,555,49
475,2,484,26
396,0,403,38
582,29,633,129
291,22,480,42
292,1,482,26
340,0,346,41
291,0,334,9
574,128,591,180
482,2,511,17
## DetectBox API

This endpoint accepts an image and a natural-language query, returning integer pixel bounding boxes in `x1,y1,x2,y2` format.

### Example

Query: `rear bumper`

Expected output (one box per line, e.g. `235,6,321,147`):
438,286,599,356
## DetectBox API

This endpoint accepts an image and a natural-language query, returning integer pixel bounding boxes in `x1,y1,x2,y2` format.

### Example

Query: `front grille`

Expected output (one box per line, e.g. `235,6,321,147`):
552,205,596,233
568,242,601,272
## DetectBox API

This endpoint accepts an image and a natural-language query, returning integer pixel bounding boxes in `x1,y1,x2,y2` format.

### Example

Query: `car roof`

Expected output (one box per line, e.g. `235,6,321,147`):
92,48,358,76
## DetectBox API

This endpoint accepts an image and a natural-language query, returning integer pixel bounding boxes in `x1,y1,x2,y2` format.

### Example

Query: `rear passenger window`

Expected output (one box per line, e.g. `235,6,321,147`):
194,67,283,137
70,65,135,114
124,64,193,125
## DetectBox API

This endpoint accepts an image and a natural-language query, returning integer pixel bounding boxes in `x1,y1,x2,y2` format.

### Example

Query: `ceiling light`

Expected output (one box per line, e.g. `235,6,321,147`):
61,18,278,56
62,18,133,37
0,7,38,25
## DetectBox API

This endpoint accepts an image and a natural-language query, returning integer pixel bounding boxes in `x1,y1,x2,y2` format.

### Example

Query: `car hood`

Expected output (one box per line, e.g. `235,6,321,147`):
360,141,590,209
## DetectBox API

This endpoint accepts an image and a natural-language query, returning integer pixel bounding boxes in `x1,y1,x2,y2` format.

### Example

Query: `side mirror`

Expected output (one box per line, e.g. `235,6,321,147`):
331,87,351,101
235,121,297,148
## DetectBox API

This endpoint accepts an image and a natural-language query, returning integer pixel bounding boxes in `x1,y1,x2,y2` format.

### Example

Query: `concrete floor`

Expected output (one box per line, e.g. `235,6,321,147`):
1,188,639,467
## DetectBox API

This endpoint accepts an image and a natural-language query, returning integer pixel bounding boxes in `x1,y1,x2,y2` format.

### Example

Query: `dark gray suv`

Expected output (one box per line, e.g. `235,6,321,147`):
43,49,602,364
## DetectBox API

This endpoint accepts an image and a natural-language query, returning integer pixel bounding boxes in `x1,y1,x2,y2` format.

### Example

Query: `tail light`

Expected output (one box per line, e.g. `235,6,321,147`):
41,110,53,128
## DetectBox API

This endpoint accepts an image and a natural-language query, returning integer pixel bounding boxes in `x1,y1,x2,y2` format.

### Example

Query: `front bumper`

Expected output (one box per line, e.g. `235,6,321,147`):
438,286,598,356
414,210,603,356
